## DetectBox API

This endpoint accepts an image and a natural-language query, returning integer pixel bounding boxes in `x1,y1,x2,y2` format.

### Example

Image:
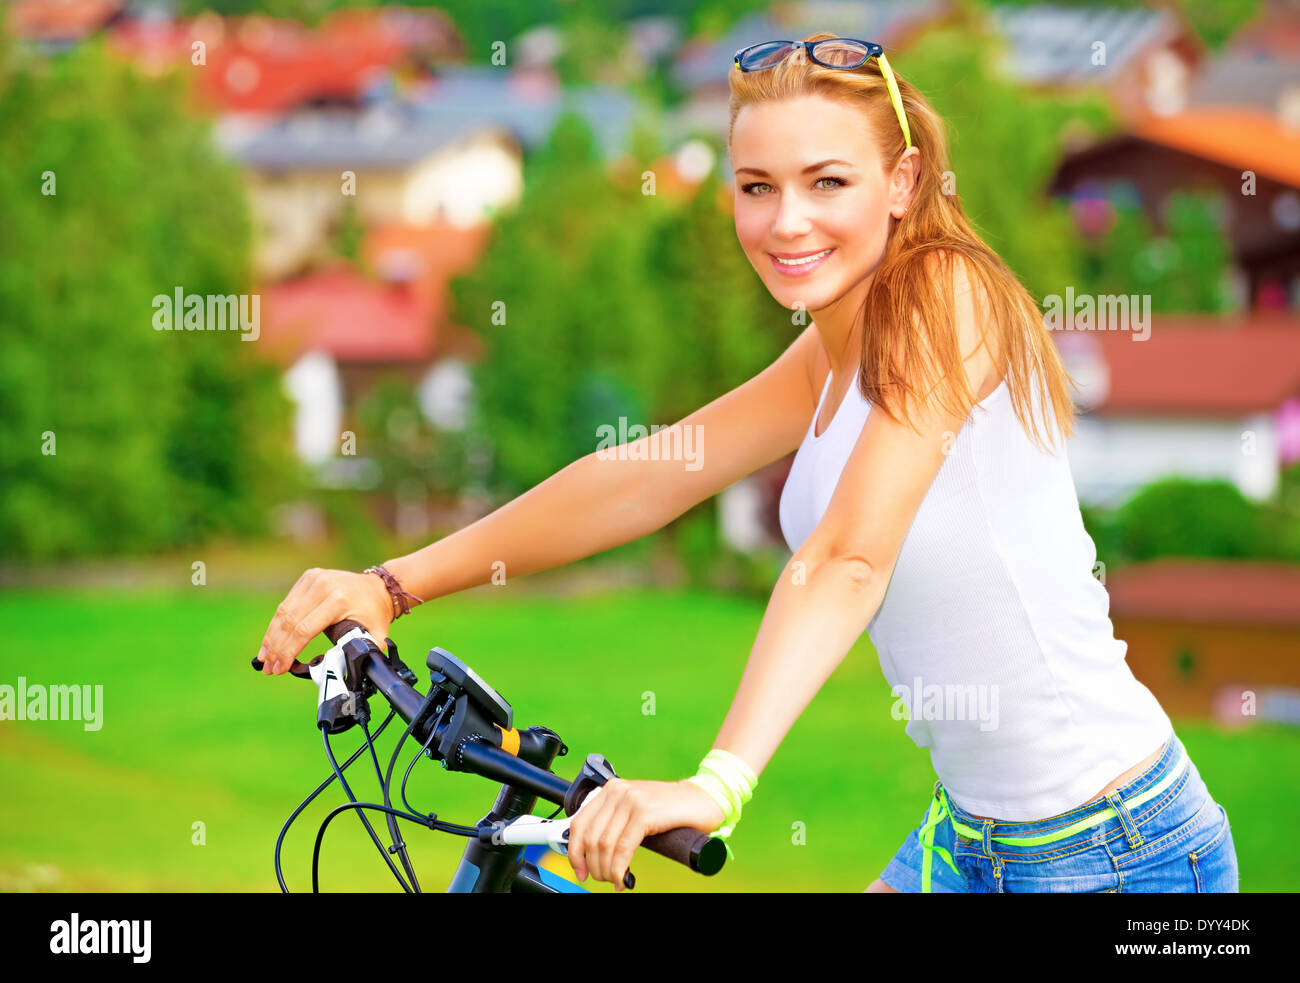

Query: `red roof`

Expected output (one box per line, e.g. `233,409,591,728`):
108,9,458,114
260,221,492,365
1061,314,1300,416
261,265,437,364
1132,107,1300,190
1108,559,1300,628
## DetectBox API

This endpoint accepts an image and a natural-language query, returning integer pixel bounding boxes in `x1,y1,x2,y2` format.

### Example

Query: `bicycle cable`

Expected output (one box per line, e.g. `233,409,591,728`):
274,708,396,893
323,729,413,893
363,716,421,892
312,802,477,892
399,719,442,818
381,685,444,892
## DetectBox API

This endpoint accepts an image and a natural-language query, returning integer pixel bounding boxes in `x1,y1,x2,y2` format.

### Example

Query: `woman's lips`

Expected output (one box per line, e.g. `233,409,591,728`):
769,247,834,277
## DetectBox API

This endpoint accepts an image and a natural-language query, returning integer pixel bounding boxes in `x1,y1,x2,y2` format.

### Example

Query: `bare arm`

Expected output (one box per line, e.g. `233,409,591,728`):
383,325,823,602
256,325,823,672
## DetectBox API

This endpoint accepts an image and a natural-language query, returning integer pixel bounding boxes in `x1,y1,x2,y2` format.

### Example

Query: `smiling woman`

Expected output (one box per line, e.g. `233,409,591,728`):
560,32,1238,895
248,30,1238,896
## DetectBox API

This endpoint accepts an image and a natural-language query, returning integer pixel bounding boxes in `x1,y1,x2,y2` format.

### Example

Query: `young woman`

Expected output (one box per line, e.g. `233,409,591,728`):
255,34,1239,893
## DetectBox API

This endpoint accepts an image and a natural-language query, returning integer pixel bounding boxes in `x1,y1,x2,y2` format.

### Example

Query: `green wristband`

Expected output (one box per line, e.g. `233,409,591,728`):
686,749,758,860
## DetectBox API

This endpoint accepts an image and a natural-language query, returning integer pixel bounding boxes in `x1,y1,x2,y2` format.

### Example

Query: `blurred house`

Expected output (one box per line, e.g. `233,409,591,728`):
208,54,639,279
1050,3,1300,310
1051,108,1300,310
991,2,1203,119
259,220,490,485
1107,559,1300,720
219,109,523,281
1057,315,1300,507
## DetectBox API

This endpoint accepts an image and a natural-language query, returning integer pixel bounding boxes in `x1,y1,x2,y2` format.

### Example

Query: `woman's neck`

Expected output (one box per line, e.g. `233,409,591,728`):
811,271,873,383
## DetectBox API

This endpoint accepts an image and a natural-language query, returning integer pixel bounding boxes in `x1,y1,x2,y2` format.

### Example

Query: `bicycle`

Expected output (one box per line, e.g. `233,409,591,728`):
250,619,728,892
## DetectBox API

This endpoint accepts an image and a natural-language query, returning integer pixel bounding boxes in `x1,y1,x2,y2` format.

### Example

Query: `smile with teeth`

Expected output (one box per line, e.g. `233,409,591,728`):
773,248,833,267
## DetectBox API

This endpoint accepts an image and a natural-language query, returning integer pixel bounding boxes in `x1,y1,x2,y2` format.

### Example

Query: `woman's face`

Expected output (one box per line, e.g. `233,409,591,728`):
730,94,912,314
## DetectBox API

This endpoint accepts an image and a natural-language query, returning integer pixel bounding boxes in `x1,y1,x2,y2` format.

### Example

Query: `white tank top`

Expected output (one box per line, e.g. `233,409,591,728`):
779,363,1172,821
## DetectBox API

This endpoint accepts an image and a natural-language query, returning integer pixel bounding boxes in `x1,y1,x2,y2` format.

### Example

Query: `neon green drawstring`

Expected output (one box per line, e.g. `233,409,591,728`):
919,789,962,892
919,748,1188,891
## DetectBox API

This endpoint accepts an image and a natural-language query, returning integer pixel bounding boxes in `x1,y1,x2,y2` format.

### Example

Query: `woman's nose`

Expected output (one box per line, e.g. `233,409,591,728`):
770,198,813,240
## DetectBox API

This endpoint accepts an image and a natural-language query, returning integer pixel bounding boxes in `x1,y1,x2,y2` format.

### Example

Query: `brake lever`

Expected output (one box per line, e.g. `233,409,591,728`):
250,654,318,680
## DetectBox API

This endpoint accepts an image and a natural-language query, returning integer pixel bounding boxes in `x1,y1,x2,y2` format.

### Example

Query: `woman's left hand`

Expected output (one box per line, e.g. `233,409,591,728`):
566,778,726,890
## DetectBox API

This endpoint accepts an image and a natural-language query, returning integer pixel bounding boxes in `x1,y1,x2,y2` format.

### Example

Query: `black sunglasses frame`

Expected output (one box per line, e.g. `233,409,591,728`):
733,38,885,72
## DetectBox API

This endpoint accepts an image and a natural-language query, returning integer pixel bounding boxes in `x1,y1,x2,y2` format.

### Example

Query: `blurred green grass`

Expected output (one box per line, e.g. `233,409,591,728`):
0,587,1293,892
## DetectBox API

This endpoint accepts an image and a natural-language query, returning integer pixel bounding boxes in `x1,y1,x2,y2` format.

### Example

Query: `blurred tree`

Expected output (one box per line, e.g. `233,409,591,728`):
332,197,365,265
0,32,299,560
553,10,632,86
354,376,472,499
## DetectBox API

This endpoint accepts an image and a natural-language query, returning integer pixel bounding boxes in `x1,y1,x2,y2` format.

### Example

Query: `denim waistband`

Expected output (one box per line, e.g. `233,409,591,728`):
917,729,1183,891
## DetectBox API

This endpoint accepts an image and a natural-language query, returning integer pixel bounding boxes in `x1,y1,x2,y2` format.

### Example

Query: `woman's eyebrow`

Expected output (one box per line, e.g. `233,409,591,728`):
734,158,855,177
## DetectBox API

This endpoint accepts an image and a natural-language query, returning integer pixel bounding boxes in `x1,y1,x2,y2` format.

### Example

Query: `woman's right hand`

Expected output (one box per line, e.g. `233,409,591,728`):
256,568,395,675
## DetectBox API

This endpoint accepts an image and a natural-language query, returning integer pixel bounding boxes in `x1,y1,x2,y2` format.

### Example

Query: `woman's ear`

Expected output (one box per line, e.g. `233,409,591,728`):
889,147,921,219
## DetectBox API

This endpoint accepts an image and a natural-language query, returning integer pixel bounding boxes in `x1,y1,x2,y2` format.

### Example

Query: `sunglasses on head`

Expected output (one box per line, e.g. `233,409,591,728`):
733,37,912,150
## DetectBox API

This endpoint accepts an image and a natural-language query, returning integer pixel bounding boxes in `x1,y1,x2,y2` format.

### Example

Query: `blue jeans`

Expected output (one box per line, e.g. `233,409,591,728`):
878,729,1239,892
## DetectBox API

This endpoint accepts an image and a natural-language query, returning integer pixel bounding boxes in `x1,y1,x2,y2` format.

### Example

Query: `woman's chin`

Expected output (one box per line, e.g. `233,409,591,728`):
770,283,835,312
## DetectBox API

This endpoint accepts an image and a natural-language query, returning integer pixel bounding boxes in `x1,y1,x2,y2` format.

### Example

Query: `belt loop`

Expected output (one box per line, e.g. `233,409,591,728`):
1106,790,1144,849
980,819,995,859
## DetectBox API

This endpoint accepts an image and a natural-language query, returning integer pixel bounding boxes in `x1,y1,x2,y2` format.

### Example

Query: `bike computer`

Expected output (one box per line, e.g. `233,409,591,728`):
427,647,512,729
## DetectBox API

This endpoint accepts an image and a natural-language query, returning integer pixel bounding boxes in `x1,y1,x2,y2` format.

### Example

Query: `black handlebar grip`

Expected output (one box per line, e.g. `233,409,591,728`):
641,827,727,876
323,619,365,645
250,655,314,679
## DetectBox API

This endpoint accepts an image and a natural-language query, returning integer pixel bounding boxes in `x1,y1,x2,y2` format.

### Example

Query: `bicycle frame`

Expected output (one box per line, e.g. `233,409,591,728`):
442,719,578,893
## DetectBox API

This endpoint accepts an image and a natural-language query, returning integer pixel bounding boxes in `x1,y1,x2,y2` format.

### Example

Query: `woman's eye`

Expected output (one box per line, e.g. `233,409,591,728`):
740,177,846,196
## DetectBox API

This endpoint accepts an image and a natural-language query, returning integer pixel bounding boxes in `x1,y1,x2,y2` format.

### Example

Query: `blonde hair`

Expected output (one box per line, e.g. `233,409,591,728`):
728,32,1077,450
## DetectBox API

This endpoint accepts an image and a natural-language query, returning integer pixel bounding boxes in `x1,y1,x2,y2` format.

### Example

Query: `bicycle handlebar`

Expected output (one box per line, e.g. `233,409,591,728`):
261,619,727,880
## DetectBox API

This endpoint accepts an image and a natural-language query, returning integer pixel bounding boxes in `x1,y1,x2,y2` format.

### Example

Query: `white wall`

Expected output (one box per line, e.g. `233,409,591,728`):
418,357,473,431
401,136,523,226
283,349,344,464
1067,413,1280,507
718,475,775,552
